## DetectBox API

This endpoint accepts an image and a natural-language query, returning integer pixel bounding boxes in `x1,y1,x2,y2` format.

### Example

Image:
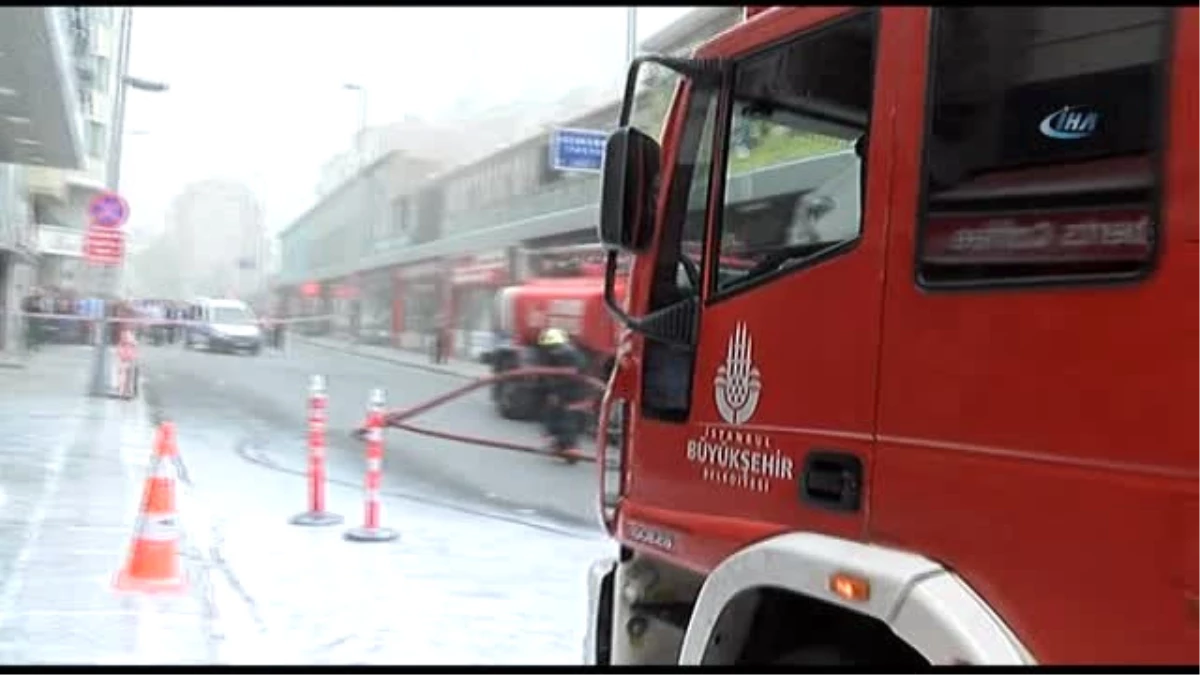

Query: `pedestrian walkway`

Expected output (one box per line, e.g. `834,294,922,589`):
294,334,491,380
171,416,609,665
0,346,215,664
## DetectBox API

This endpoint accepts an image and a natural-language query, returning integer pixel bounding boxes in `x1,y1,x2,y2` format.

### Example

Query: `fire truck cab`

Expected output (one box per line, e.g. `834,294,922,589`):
586,6,1196,666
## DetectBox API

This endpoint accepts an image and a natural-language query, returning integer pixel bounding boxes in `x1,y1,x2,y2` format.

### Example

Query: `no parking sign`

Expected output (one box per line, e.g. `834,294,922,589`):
84,191,129,266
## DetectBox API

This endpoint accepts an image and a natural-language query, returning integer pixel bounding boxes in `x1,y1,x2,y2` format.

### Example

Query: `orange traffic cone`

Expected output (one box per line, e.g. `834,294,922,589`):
114,421,186,594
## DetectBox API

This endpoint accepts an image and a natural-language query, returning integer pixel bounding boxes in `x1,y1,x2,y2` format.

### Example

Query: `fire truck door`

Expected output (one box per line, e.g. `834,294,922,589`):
680,9,895,537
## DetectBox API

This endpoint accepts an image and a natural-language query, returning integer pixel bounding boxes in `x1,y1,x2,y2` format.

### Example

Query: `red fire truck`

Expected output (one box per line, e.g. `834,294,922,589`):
487,246,625,420
584,6,1196,666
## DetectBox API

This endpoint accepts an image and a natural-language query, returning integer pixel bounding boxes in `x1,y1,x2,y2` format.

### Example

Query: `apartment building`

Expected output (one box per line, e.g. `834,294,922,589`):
0,7,93,357
25,6,129,294
139,179,268,301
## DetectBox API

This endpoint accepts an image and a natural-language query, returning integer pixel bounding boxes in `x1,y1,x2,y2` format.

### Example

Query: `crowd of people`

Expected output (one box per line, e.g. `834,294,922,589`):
20,290,292,353
129,299,189,345
20,288,106,348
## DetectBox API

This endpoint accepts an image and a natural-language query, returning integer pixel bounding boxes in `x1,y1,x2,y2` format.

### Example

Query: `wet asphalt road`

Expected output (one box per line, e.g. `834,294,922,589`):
138,341,599,528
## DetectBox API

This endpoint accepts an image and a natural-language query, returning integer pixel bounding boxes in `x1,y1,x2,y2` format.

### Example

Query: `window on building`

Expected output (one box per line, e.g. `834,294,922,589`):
93,55,111,94
517,154,535,195
712,11,875,296
88,121,107,159
481,165,494,204
917,7,1166,286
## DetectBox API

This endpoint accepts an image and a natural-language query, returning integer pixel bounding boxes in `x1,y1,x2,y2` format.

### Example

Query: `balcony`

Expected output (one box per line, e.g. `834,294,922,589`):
0,8,88,169
65,7,91,58
75,58,95,84
26,167,68,201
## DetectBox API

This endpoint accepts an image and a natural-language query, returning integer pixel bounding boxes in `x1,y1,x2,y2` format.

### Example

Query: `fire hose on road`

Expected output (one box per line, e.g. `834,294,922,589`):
350,366,611,463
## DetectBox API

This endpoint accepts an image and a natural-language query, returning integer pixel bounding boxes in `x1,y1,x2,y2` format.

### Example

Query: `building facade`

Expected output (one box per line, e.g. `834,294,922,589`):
0,7,96,358
26,6,129,295
274,8,746,360
131,179,267,302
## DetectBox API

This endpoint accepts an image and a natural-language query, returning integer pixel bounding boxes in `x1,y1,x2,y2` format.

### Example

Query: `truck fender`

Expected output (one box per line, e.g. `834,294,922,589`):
677,532,1035,666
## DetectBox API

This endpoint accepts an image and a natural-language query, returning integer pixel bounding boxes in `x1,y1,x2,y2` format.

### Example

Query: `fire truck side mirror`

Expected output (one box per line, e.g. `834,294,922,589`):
599,126,660,254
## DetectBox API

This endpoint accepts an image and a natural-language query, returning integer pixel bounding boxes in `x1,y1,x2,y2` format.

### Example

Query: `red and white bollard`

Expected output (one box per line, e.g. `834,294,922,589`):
116,329,138,399
290,375,343,527
344,387,398,542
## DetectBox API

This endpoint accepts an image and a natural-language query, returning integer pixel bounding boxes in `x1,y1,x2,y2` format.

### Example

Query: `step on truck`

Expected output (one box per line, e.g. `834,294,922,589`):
584,6,1197,666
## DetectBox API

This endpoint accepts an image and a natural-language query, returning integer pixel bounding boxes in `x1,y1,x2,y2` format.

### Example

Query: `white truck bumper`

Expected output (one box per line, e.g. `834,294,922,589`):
582,556,618,665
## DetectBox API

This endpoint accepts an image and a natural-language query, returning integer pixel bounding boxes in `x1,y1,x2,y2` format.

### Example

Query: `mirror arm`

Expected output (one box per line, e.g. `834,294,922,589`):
603,249,638,330
603,250,697,350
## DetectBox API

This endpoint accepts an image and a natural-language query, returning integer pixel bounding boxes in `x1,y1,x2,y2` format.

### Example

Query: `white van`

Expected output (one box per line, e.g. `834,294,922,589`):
184,298,264,355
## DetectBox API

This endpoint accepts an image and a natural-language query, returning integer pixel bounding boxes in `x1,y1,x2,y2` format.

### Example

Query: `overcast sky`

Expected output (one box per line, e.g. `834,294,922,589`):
119,6,695,242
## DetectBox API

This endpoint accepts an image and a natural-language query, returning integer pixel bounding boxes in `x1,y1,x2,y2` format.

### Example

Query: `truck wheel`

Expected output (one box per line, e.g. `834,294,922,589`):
771,645,855,666
493,357,533,419
496,379,534,419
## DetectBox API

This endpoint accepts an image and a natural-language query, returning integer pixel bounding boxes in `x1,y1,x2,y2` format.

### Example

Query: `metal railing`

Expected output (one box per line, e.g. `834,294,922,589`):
442,176,600,236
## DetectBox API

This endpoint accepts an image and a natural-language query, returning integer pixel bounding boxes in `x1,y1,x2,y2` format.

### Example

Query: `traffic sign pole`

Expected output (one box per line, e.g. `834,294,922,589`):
86,191,129,398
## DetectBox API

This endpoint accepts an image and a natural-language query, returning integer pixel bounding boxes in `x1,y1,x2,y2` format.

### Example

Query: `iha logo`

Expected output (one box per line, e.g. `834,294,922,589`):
1039,105,1100,141
714,322,761,426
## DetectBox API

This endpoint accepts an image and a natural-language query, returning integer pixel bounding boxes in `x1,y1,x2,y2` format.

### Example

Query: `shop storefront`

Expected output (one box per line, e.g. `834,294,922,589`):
328,275,360,338
395,259,444,352
449,251,509,360
284,281,327,335
358,268,394,345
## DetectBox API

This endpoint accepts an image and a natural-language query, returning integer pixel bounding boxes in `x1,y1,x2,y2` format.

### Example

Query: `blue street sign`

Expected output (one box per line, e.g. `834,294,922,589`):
88,191,129,228
550,128,608,173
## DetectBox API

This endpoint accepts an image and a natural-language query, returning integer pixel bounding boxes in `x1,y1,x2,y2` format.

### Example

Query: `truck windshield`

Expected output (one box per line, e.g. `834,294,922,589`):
712,11,876,294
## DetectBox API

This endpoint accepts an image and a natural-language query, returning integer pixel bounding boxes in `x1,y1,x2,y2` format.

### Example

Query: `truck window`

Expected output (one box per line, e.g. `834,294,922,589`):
918,8,1168,287
639,67,718,313
639,72,721,421
712,11,877,296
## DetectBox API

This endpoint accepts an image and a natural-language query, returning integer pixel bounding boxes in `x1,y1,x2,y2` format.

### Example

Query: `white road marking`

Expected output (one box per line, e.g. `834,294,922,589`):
66,524,131,533
9,608,200,620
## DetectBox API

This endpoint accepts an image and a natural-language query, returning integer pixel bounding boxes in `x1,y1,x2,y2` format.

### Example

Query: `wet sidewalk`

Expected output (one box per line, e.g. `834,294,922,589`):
0,346,215,664
293,334,491,380
175,431,609,665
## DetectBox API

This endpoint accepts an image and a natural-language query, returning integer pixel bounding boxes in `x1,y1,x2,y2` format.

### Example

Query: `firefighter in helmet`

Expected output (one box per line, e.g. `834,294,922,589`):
535,327,588,459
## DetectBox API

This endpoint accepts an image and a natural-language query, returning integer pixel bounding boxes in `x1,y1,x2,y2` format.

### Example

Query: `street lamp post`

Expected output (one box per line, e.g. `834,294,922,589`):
626,7,637,66
342,83,368,167
342,83,369,340
87,7,169,397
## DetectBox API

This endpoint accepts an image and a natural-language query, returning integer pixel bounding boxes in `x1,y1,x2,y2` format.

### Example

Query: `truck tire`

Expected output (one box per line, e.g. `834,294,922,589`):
491,351,540,420
495,376,538,420
771,645,855,666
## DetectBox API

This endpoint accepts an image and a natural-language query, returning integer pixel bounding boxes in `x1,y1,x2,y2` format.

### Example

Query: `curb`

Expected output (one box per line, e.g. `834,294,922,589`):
293,335,481,381
0,353,29,369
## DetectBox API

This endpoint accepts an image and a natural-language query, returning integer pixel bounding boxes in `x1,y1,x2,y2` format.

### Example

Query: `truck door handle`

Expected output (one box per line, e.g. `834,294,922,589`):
800,451,863,513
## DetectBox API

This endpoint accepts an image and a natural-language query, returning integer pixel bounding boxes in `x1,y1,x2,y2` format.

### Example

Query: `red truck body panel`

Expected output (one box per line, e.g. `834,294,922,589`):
504,276,626,358
608,6,1198,664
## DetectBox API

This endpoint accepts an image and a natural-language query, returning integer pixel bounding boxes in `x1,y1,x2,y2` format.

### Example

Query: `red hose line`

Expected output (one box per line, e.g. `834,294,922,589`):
387,420,596,463
386,366,607,425
350,366,609,463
